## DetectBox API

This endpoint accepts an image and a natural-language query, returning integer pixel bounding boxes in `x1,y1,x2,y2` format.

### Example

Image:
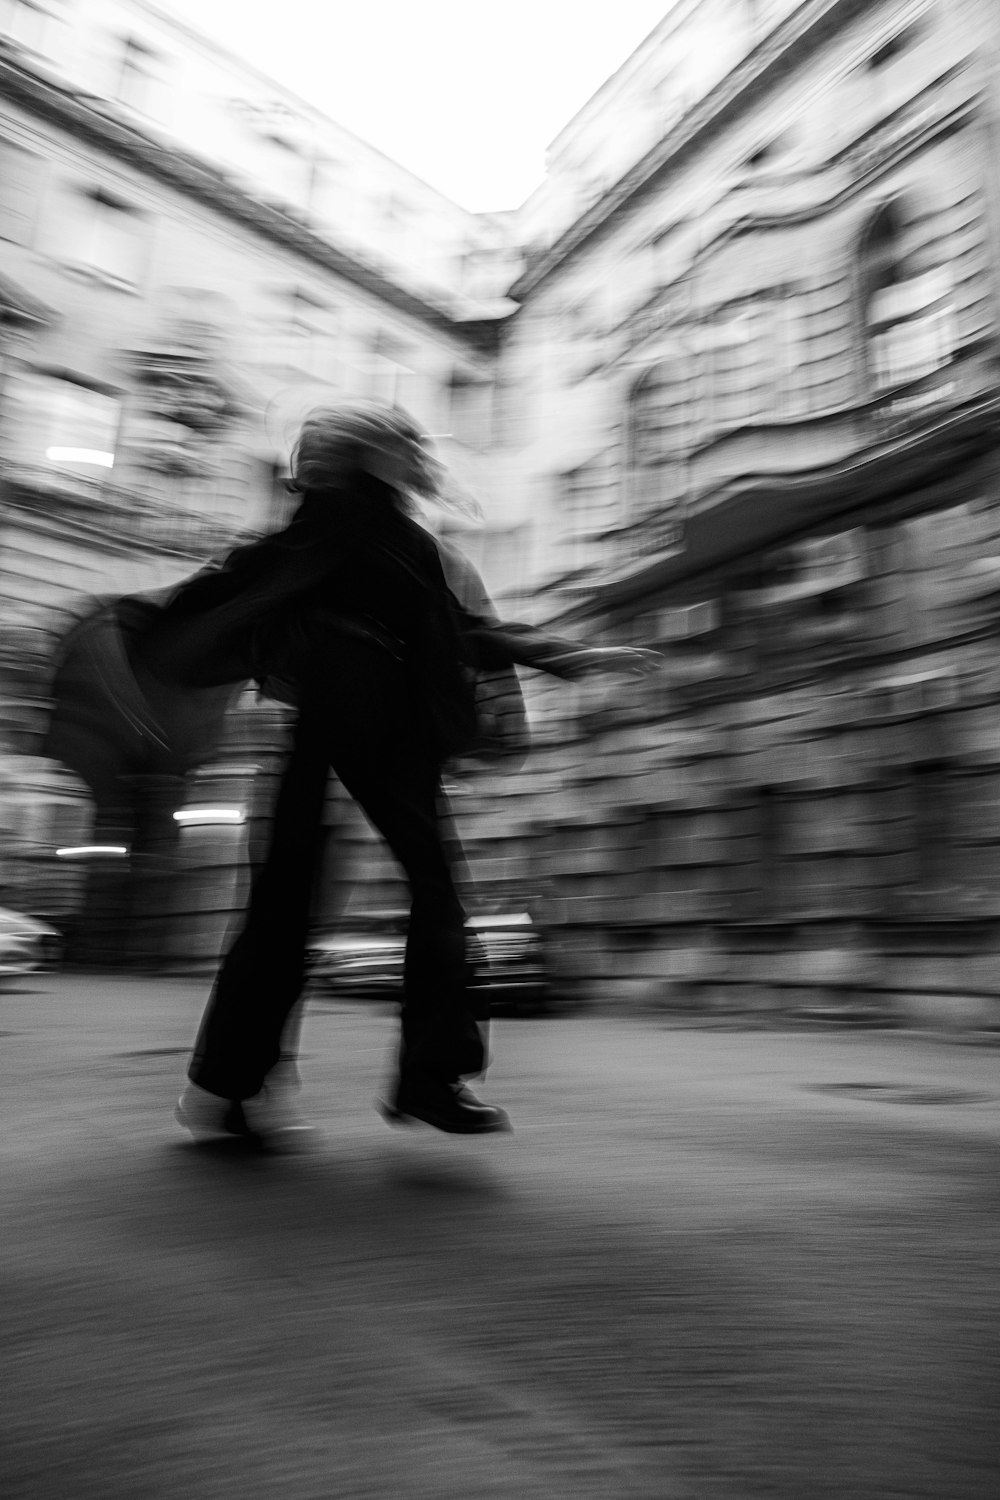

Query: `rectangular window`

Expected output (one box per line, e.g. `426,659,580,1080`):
0,0,52,52
307,157,351,230
288,294,322,376
560,460,607,534
704,308,770,426
232,102,309,208
260,135,302,205
869,267,956,390
871,310,952,387
9,370,121,477
863,22,924,122
284,288,336,379
771,297,808,416
0,137,41,245
62,190,149,287
702,296,818,425
628,360,691,544
446,370,491,450
557,455,617,576
115,36,163,117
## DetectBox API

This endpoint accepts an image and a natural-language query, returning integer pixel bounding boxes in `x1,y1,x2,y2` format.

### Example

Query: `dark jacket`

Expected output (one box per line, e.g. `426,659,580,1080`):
46,478,593,787
134,479,591,695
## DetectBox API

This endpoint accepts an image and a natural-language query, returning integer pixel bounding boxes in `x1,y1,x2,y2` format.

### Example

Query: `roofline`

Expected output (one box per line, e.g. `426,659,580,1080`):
544,0,695,157
511,0,873,300
130,0,490,220
0,52,497,351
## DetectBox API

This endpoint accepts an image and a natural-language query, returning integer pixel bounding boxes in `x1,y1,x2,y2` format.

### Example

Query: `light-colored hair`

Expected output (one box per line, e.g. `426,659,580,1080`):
288,400,430,496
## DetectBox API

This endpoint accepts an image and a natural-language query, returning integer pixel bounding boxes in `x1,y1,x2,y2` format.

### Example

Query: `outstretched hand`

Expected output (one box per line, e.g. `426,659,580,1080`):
575,647,663,677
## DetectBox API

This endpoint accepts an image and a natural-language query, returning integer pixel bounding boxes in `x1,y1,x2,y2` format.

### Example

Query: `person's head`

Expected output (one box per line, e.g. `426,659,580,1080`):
288,401,440,503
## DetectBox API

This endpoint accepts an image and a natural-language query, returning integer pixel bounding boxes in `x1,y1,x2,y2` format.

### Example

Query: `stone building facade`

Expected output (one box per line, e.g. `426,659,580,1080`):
494,0,1000,1023
6,0,1000,1023
0,6,510,958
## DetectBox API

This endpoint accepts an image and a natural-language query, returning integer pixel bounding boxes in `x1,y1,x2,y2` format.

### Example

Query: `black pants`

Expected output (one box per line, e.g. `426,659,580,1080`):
189,643,484,1101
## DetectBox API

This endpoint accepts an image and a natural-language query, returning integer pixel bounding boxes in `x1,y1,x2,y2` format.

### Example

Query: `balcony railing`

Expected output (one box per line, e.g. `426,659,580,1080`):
1,461,247,558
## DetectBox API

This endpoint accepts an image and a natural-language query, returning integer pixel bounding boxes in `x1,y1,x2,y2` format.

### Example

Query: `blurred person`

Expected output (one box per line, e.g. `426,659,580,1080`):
138,400,654,1145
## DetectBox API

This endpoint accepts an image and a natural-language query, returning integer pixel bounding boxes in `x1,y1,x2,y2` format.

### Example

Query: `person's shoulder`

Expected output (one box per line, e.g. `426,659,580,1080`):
396,510,436,544
432,533,470,570
431,536,497,618
390,511,444,565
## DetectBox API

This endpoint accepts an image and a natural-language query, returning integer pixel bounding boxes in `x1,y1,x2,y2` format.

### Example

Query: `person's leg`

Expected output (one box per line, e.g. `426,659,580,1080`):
334,750,485,1082
333,755,508,1133
321,684,509,1137
182,638,505,1136
187,707,330,1102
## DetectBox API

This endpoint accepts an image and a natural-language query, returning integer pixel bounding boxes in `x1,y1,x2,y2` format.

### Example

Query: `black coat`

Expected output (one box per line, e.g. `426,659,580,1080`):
134,480,588,705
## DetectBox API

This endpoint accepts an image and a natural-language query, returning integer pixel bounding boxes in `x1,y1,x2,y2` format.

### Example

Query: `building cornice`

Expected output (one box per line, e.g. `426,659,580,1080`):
510,0,893,300
694,74,979,255
0,466,243,562
130,0,484,218
0,271,54,327
579,67,981,378
556,393,1000,622
0,50,499,353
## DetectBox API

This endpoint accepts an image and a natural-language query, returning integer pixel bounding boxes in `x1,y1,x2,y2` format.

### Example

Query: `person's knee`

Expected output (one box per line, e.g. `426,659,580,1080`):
410,876,462,919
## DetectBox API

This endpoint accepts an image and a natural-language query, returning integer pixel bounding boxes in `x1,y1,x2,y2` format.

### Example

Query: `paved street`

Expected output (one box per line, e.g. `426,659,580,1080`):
2,974,998,1499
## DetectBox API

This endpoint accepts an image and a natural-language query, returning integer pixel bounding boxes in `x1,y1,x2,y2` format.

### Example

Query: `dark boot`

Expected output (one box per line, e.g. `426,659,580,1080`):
378,1072,512,1134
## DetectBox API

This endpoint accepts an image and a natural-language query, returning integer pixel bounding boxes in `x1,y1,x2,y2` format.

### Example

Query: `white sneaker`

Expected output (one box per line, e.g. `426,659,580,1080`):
175,1082,247,1142
241,1084,321,1152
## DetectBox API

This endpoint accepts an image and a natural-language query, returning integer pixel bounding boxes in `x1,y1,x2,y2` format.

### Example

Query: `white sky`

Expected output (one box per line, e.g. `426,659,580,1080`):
157,0,673,211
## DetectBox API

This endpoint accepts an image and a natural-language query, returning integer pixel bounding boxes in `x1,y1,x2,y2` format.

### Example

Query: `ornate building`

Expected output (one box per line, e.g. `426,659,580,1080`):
0,2,512,959
495,0,1000,1023
6,0,1000,1023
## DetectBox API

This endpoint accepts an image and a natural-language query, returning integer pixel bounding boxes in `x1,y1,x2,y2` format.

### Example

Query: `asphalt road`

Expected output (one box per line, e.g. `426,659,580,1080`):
2,974,998,1499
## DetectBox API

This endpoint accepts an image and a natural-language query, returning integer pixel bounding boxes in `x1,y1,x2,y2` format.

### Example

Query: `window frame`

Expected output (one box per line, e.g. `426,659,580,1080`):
114,34,165,118
858,199,957,398
59,187,151,290
9,369,123,479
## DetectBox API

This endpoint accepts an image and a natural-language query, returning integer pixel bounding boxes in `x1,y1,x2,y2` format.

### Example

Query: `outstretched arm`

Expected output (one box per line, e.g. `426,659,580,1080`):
470,619,660,679
434,536,660,680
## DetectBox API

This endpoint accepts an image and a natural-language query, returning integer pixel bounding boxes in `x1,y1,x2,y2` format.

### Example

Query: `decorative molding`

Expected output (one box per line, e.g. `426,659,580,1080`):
834,71,981,182
0,464,242,560
0,54,496,351
511,0,878,298
126,324,243,478
0,272,54,328
555,393,1000,623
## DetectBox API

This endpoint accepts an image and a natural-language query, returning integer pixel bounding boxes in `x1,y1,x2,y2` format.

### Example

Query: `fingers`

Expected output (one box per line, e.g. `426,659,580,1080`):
630,649,663,674
599,648,663,676
573,647,664,678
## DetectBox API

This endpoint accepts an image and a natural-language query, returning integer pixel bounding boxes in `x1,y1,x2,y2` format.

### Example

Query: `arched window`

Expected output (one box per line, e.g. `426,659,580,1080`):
860,199,956,394
627,356,692,548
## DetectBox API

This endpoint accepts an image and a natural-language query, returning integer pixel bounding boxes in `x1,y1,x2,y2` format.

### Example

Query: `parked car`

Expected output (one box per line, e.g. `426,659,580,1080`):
0,906,62,981
306,907,560,1015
